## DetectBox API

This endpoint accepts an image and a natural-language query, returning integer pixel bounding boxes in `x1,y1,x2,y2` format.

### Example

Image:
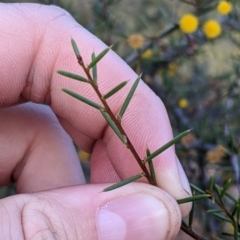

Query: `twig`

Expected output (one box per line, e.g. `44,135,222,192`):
180,224,207,240
77,55,155,185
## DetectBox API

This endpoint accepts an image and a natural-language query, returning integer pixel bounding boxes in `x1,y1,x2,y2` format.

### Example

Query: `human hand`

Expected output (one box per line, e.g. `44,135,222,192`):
0,3,191,239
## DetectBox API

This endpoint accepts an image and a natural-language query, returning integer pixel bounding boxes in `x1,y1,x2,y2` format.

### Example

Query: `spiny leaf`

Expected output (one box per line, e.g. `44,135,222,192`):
57,70,88,83
215,185,237,203
220,178,232,199
88,46,112,69
71,38,81,57
190,183,205,194
214,185,222,199
146,148,157,185
209,212,232,223
100,110,127,144
62,89,103,110
145,129,191,162
103,81,128,99
118,75,142,119
208,175,214,192
177,194,210,204
188,191,195,228
91,53,97,84
103,174,143,192
207,209,223,214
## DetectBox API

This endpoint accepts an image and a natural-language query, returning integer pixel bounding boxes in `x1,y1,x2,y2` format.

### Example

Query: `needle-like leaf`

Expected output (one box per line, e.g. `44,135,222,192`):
208,175,214,192
103,81,128,99
62,88,103,110
103,174,143,192
215,185,237,203
220,178,232,199
177,194,210,204
88,46,112,69
146,148,157,185
188,191,195,228
207,209,223,214
58,70,88,83
209,212,232,223
100,110,127,144
91,53,97,84
71,38,81,57
145,129,191,162
190,183,205,194
214,185,222,199
118,74,141,119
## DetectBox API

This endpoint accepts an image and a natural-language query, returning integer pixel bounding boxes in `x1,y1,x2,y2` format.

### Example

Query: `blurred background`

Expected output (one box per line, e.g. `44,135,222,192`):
1,0,240,239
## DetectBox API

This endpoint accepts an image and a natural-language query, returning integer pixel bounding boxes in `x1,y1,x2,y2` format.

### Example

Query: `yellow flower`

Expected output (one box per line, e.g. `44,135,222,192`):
181,133,197,147
141,49,153,59
179,14,199,34
178,98,189,109
203,20,222,39
217,1,232,15
168,62,178,76
127,34,145,49
206,145,227,163
78,150,90,162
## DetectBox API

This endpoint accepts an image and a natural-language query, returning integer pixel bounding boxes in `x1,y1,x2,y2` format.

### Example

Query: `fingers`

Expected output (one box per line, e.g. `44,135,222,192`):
1,183,181,240
0,102,85,193
0,3,191,215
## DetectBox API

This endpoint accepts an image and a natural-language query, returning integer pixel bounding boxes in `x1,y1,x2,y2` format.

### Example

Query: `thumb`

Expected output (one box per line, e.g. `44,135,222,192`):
2,183,181,240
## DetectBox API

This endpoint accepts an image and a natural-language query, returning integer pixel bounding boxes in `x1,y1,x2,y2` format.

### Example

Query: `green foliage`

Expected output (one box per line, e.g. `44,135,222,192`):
88,46,112,69
103,81,128,99
58,0,240,238
103,173,144,192
144,129,191,162
117,74,141,120
59,39,217,239
3,0,240,239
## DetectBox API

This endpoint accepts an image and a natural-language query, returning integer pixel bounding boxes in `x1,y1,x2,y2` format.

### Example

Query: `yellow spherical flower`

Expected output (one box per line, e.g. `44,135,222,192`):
78,150,90,162
217,1,232,15
206,145,227,163
178,98,189,109
127,34,145,49
141,49,153,59
168,62,178,76
181,133,197,147
203,20,222,39
179,14,199,34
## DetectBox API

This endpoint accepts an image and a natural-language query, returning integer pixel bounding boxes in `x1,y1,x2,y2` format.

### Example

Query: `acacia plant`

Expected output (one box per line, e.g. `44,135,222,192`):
58,39,240,240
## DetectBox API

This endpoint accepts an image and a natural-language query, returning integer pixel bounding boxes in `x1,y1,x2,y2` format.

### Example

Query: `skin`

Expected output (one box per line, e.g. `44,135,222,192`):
0,3,192,240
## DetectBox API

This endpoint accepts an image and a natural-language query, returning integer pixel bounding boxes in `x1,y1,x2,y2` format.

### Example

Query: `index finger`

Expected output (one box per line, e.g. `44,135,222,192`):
0,3,191,216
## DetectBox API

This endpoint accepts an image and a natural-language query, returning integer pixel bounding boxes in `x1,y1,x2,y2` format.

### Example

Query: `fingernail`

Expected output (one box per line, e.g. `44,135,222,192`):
176,157,191,196
96,193,170,240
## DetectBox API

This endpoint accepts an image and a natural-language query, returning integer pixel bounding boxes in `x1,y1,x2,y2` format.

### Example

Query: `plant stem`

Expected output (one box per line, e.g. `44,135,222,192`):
180,225,207,240
76,53,210,240
78,57,155,185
